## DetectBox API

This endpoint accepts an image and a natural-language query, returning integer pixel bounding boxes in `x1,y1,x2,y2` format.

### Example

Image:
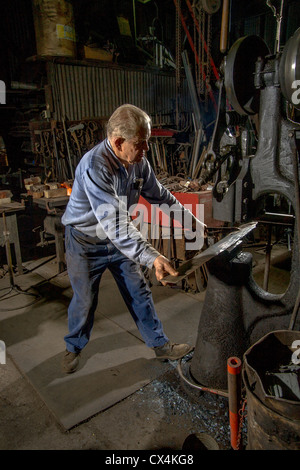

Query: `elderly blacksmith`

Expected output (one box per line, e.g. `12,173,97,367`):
61,104,205,373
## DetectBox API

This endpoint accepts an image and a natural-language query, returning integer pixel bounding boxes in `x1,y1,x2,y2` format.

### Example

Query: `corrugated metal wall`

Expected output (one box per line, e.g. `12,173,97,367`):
48,62,192,124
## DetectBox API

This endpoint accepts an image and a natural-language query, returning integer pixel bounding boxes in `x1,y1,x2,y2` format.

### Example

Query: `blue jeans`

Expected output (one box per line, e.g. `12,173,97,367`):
64,225,169,353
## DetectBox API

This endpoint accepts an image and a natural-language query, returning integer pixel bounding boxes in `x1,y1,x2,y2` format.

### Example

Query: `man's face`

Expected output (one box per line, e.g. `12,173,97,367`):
119,124,150,166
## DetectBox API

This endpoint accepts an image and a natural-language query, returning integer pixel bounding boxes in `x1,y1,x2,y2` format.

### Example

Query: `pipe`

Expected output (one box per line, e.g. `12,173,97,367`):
220,0,230,53
177,354,229,398
182,50,202,130
266,0,284,54
227,357,242,450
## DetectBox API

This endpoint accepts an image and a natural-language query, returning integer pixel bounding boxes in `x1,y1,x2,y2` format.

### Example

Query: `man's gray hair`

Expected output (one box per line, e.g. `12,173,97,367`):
107,104,151,140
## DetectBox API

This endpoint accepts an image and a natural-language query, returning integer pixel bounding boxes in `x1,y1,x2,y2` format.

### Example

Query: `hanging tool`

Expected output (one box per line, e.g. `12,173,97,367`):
62,117,74,180
86,121,99,148
68,123,84,165
51,125,61,181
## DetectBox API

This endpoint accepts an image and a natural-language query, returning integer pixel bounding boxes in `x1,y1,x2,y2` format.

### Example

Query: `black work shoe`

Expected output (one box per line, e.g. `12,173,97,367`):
153,341,193,361
62,350,80,374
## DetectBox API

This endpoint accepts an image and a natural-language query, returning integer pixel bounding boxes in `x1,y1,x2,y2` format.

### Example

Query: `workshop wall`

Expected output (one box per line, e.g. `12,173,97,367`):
0,0,299,176
0,0,192,172
48,61,192,123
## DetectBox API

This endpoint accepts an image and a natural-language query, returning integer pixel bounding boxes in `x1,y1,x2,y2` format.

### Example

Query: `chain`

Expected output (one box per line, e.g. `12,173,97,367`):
193,5,198,92
204,13,212,108
196,1,205,98
176,0,181,89
201,6,205,95
175,0,182,128
236,398,247,450
191,1,214,105
206,13,212,82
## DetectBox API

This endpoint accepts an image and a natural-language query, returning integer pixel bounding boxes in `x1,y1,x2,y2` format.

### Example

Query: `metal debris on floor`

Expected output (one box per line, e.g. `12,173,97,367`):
132,355,247,450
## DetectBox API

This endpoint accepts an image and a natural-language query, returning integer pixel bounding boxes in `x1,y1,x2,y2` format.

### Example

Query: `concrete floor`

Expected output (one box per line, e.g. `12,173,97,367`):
1,352,232,451
0,256,233,452
0,240,294,452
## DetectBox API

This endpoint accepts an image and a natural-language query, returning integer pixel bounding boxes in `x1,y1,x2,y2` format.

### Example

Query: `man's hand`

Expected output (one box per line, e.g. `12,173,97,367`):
153,255,179,286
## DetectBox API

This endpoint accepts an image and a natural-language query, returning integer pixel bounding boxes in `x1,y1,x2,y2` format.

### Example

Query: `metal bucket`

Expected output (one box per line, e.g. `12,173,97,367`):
243,330,300,450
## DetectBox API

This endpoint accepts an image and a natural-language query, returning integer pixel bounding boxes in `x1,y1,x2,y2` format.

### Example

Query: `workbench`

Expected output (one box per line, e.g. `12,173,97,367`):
32,196,70,211
0,201,25,275
32,196,69,273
